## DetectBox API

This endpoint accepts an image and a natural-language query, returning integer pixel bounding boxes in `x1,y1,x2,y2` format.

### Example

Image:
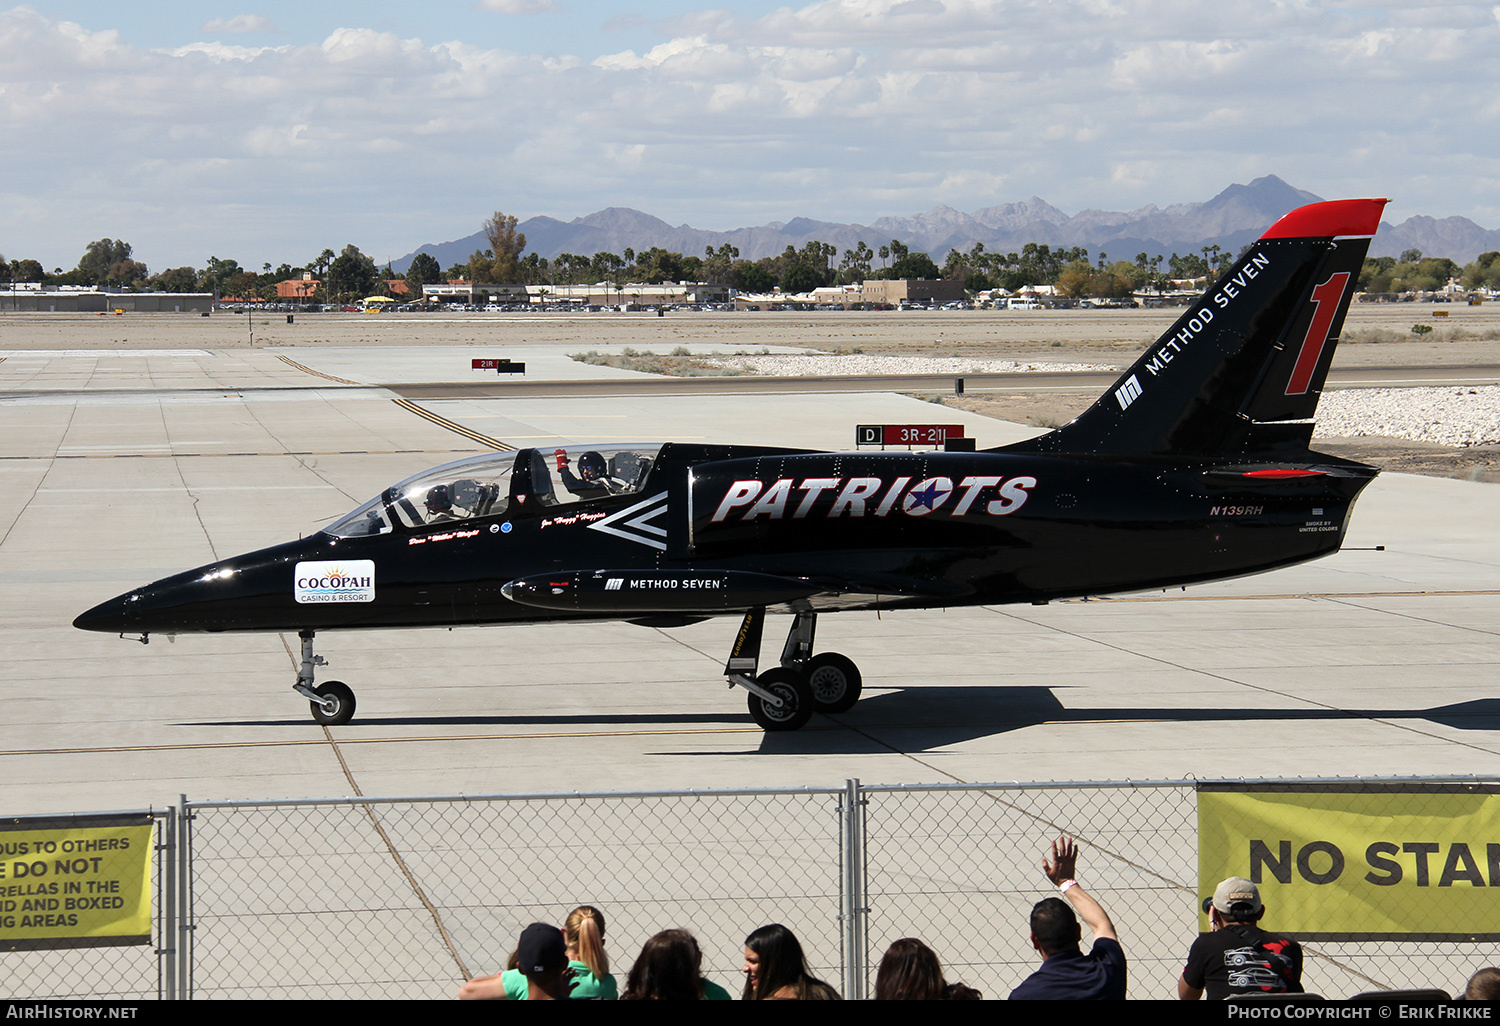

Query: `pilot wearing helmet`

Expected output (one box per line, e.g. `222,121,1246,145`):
424,483,457,521
554,449,622,500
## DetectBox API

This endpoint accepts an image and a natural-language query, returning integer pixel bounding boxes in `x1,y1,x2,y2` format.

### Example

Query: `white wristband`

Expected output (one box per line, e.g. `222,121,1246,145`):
1059,879,1078,894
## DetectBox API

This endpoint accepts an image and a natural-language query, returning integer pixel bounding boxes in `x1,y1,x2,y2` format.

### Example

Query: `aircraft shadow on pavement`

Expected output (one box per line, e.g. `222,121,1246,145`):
744,691,1500,756
203,711,739,729
196,692,1500,756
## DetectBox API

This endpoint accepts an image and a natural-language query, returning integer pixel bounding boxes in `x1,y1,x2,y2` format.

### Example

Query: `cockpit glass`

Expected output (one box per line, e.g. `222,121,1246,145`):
324,451,519,537
528,444,661,506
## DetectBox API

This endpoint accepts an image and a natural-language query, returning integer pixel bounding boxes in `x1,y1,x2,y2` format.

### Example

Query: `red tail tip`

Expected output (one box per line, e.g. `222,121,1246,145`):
1261,199,1388,240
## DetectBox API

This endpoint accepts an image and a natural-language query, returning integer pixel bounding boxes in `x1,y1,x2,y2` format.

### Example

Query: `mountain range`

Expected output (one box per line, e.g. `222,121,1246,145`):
392,176,1500,273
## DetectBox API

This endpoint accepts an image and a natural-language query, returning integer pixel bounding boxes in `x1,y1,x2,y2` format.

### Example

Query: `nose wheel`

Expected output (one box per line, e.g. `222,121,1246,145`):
309,681,356,725
291,630,359,726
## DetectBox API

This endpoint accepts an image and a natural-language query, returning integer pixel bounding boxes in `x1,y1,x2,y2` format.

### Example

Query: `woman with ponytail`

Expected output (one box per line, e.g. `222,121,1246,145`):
459,904,618,1000
561,905,616,999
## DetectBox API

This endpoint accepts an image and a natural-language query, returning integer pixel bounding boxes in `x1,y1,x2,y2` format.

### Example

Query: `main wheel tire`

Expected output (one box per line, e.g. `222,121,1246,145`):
805,652,862,713
310,680,356,726
746,667,814,732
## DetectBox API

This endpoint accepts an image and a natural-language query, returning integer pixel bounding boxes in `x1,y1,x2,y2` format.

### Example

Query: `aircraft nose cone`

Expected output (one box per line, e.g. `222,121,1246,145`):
73,591,140,633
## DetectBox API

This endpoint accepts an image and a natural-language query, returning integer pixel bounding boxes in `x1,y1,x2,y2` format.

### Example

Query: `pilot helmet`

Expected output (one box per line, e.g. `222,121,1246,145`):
577,451,607,481
425,483,453,514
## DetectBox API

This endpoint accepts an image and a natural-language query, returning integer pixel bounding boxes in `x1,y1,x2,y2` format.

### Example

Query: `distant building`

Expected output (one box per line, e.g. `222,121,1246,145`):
810,284,863,309
532,282,729,306
423,282,528,304
732,290,812,311
0,289,212,313
858,278,965,307
422,281,729,307
276,273,319,300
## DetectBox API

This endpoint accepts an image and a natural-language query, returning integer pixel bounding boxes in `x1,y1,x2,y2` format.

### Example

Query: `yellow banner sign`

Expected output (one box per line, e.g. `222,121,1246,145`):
1,813,153,951
1198,785,1500,939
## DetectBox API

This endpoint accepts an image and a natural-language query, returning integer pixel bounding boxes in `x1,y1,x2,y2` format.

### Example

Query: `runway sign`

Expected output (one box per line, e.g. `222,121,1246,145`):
856,424,965,447
472,358,525,374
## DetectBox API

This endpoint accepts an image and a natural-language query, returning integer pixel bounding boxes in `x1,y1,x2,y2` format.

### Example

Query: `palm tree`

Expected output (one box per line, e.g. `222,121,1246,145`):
313,249,335,302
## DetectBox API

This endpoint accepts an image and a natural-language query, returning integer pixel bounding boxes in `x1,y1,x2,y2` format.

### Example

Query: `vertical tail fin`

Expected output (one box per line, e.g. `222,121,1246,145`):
1004,198,1387,457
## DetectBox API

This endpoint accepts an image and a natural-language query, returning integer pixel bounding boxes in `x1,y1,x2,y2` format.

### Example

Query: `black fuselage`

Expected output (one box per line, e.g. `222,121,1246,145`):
74,442,1377,637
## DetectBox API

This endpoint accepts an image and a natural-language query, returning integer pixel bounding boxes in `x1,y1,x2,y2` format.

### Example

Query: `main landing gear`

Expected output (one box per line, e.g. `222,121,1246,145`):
723,608,863,732
291,630,357,726
286,615,860,731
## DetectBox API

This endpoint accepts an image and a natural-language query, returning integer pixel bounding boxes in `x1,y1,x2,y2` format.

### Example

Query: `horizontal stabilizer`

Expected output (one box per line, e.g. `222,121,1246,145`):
502,569,820,613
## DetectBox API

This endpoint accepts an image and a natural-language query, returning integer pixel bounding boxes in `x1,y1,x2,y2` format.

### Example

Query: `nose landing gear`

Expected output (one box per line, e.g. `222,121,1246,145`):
290,630,357,726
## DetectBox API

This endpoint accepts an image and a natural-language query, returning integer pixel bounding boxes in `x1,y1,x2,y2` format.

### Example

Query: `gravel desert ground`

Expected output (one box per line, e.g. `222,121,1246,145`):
3,302,1497,360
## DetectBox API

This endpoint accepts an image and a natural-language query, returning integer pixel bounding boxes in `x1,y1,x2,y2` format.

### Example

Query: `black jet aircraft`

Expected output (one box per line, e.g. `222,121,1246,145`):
75,197,1388,731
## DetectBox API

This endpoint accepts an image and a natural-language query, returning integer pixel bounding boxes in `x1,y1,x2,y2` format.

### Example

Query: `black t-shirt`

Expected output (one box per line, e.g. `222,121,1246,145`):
1182,923,1302,999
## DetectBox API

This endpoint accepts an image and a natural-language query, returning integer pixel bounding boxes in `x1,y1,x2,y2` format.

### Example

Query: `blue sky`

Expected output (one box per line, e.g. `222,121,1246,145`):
3,1,1497,272
15,1,796,59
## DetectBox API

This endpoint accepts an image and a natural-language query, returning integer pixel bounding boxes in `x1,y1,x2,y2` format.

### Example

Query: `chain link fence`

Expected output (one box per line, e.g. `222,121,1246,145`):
858,782,1200,1000
183,788,849,999
7,779,1499,999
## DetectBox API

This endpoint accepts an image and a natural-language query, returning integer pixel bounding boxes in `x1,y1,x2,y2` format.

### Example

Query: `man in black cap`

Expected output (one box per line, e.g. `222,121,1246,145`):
513,921,574,1000
1179,877,1303,1000
460,922,575,1000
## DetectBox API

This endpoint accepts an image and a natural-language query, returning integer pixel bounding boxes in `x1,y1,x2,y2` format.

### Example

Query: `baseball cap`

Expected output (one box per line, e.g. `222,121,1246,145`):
517,922,568,975
1203,876,1264,917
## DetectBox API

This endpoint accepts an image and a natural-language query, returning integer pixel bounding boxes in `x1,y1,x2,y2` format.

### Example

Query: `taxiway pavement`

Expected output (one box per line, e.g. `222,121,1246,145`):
0,344,1497,815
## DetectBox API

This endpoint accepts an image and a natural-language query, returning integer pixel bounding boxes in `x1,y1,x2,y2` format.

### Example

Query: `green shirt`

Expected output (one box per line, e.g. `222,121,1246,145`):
501,961,618,1000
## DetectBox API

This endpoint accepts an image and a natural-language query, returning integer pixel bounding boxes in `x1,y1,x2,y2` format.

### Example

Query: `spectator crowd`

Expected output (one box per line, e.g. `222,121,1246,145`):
457,835,1497,1001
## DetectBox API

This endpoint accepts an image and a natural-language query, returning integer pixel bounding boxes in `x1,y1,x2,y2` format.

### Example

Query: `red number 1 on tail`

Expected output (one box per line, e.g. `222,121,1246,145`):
1285,272,1350,395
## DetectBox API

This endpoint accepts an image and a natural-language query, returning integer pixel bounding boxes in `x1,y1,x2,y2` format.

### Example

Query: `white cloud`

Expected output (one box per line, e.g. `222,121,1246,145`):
168,41,290,61
936,168,1007,194
1110,38,1256,89
201,15,278,35
319,27,432,67
51,17,127,62
594,35,751,74
605,142,647,168
1109,162,1159,189
474,0,560,13
243,122,310,156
